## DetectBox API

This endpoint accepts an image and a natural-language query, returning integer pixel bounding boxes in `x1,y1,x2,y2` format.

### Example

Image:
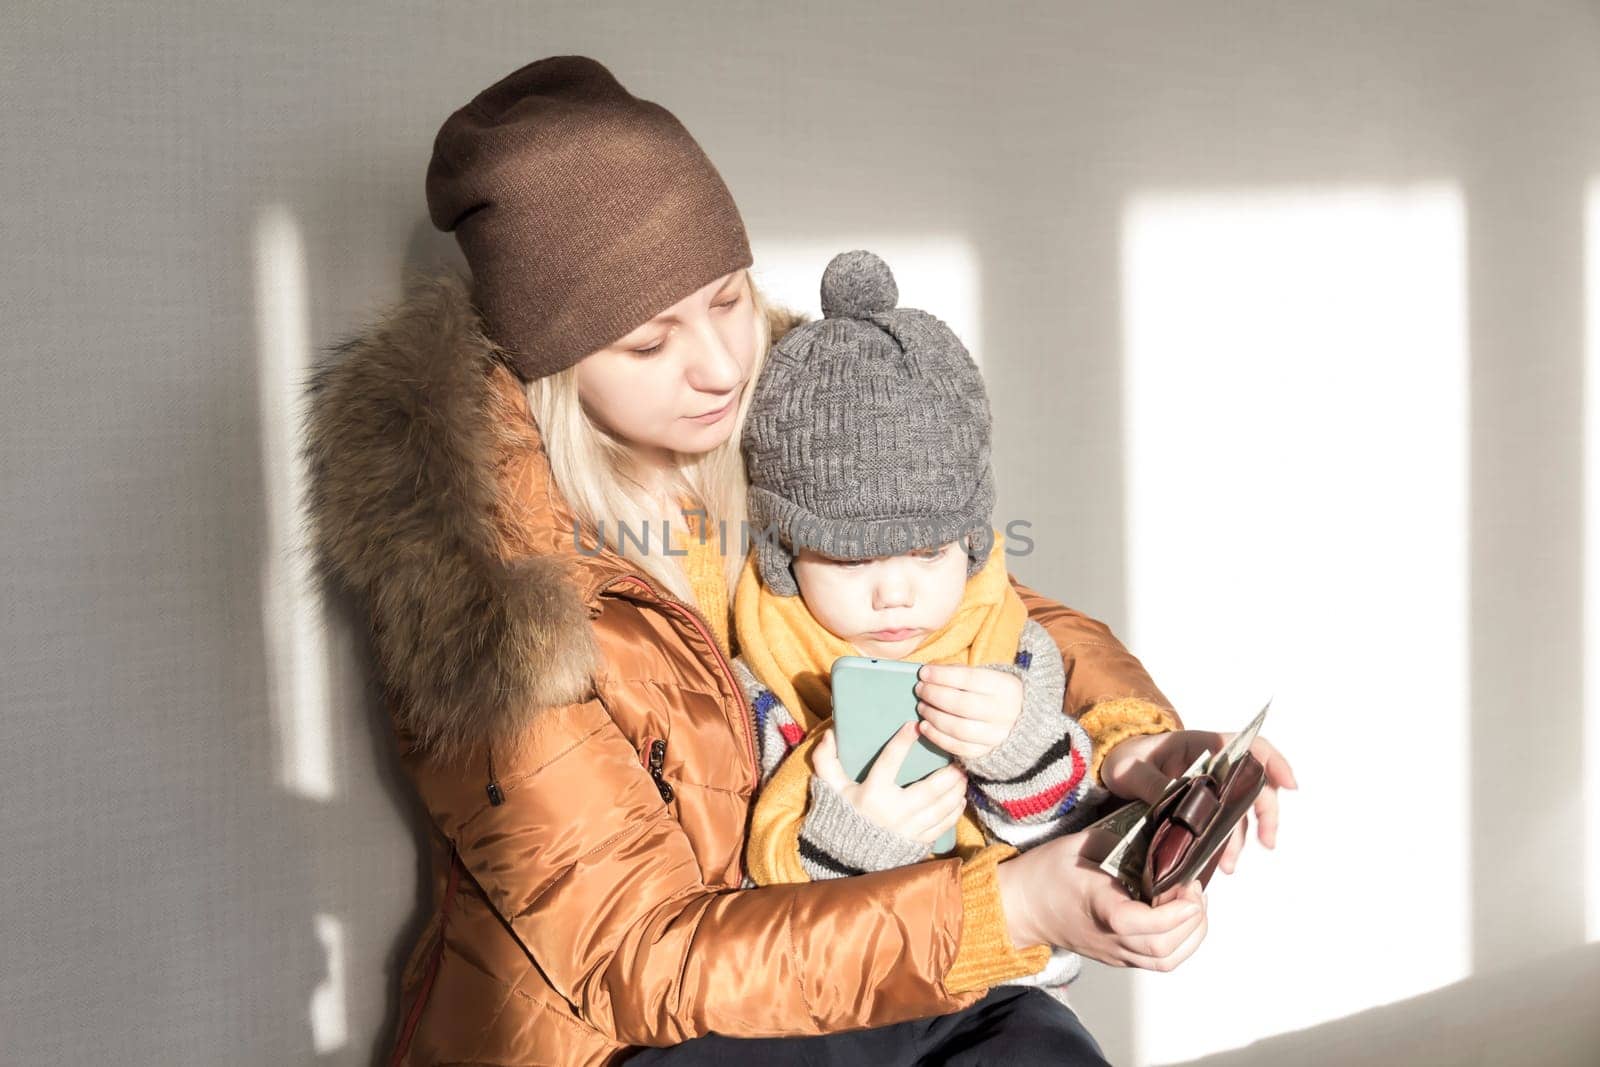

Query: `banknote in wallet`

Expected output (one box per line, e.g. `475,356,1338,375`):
1090,701,1271,902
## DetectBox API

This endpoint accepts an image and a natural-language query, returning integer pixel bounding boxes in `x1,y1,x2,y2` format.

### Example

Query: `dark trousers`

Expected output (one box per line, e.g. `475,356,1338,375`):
621,985,1110,1066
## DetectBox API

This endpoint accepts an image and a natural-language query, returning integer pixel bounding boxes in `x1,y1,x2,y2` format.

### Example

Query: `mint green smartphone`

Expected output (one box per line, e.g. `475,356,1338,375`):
830,655,957,856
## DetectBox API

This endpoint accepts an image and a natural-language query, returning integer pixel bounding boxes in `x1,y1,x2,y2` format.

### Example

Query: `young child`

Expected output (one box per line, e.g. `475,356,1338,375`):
726,250,1107,1001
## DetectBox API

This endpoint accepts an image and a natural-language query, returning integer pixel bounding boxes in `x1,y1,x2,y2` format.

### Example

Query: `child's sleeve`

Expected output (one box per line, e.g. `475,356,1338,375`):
964,619,1106,846
730,656,802,792
1009,575,1182,787
794,763,935,879
730,658,933,887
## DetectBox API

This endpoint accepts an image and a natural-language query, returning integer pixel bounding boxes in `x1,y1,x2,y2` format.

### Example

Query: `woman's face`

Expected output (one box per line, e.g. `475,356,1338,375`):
575,269,759,465
791,539,970,659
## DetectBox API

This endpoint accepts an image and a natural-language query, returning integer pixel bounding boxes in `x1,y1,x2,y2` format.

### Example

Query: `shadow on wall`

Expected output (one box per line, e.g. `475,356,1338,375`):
1170,941,1600,1067
323,579,440,1067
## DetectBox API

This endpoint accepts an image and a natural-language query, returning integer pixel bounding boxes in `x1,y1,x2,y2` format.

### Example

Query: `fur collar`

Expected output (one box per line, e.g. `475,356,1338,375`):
303,272,609,766
303,270,805,766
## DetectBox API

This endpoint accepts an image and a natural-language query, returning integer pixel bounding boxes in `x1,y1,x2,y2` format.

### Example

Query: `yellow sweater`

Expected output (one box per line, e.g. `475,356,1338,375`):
679,502,734,661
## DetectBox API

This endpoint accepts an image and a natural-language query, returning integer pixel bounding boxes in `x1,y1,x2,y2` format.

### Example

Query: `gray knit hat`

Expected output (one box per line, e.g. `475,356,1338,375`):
741,250,996,597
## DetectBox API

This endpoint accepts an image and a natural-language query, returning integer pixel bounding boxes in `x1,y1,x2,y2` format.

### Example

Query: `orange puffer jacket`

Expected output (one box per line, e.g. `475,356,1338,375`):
303,273,1181,1066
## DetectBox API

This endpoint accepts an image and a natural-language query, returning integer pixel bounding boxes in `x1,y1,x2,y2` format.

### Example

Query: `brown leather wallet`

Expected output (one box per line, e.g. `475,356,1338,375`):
1139,751,1267,902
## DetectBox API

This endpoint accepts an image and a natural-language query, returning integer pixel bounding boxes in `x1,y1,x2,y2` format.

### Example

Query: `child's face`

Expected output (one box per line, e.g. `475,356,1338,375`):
791,538,969,659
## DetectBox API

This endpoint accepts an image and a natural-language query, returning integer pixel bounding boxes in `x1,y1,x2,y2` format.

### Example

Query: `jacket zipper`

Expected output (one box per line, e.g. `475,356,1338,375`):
599,572,758,794
485,743,504,806
642,737,674,803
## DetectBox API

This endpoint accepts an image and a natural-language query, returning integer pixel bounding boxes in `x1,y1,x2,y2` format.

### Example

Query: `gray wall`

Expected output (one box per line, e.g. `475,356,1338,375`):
4,2,1597,1064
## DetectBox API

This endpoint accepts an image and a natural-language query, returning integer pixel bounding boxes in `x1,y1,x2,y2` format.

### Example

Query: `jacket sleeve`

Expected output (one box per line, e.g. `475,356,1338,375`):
415,692,1049,1047
1008,574,1184,785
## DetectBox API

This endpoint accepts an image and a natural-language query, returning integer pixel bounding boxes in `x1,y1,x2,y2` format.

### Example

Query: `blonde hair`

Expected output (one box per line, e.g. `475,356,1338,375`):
524,269,796,606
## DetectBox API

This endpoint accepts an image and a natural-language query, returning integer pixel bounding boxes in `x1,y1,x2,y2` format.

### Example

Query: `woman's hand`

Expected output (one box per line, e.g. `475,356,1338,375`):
812,723,968,845
1100,729,1300,874
997,829,1209,971
911,663,1024,762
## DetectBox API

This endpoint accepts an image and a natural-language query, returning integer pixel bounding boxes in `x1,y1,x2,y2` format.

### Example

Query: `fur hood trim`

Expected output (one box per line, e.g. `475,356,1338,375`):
302,272,604,766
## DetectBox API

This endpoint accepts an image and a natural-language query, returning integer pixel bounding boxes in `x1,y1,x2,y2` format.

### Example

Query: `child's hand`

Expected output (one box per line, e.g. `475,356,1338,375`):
911,663,1024,762
811,723,968,845
1100,729,1299,873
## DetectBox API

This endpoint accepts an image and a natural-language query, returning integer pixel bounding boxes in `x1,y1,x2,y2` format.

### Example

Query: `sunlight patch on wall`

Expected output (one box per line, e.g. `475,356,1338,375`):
253,204,334,802
1120,184,1470,1062
310,912,348,1053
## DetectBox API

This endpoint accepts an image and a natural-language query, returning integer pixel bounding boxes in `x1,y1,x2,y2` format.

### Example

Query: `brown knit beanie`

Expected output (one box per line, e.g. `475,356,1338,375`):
425,56,754,381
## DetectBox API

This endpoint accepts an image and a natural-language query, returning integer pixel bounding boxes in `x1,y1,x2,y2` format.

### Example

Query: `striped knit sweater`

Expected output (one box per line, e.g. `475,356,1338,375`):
730,617,1111,996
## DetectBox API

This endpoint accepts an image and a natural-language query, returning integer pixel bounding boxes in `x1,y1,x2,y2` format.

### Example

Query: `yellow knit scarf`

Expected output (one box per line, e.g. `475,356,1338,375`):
733,527,1028,884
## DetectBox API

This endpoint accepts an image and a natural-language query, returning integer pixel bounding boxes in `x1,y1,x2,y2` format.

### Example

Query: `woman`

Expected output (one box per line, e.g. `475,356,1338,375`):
304,55,1292,1066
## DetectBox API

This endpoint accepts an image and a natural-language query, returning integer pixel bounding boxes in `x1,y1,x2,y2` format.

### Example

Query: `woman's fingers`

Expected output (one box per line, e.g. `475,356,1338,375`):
1117,911,1205,965
1120,897,1209,971
1218,815,1247,874
1094,883,1202,939
1149,880,1196,909
1175,731,1227,772
1252,737,1299,791
1110,759,1176,807
1253,786,1279,849
1169,899,1211,963
1105,882,1207,968
1246,735,1293,847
